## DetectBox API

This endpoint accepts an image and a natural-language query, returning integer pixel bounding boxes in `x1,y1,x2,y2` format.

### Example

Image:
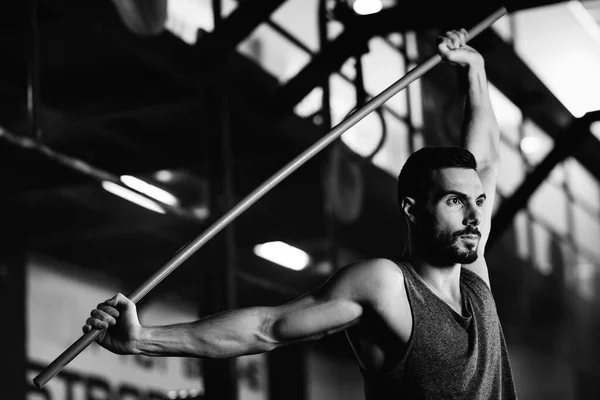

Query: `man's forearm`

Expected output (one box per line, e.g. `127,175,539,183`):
460,60,500,169
134,307,278,358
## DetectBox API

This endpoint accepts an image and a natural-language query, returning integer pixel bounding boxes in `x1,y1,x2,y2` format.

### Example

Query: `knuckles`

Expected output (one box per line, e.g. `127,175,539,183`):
86,293,134,332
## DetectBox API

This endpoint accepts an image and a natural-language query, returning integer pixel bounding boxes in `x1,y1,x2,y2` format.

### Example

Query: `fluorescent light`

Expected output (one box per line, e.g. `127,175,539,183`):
121,175,179,206
352,0,383,15
102,181,166,214
253,241,311,271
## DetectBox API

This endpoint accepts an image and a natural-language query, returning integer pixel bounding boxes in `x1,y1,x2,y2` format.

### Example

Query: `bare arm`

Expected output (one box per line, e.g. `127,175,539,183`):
439,29,500,286
84,259,404,358
136,296,362,358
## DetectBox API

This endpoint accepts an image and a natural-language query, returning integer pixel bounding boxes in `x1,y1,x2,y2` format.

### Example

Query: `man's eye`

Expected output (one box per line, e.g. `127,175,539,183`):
449,198,462,205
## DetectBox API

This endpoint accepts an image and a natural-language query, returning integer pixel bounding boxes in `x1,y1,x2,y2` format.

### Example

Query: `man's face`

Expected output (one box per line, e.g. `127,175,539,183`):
416,167,486,265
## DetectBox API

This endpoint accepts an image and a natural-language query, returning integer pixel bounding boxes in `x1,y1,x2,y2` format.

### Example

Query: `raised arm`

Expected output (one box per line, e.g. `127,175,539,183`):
438,29,501,286
84,259,403,358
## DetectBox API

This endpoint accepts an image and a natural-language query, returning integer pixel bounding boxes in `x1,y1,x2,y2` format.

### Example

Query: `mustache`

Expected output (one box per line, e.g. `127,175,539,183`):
453,226,481,239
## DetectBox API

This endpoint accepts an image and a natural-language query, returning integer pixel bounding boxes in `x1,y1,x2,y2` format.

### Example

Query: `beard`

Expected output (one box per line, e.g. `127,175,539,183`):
418,223,480,265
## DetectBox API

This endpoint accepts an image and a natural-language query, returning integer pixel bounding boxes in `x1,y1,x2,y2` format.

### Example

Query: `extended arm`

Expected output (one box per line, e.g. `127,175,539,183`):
135,296,362,358
84,259,403,359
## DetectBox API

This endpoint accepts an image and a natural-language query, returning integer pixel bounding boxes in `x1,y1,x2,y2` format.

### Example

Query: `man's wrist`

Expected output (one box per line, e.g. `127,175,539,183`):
465,58,488,92
465,55,485,75
131,326,149,355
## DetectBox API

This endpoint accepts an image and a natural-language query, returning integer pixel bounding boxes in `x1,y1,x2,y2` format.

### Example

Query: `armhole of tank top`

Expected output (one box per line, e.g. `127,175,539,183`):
372,260,417,378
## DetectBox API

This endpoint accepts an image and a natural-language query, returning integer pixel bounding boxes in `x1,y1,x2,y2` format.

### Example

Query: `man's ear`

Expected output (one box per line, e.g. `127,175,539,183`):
401,196,417,224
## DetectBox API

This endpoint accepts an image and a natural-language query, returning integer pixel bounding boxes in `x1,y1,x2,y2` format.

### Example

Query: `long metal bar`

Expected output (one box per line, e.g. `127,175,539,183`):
33,7,507,388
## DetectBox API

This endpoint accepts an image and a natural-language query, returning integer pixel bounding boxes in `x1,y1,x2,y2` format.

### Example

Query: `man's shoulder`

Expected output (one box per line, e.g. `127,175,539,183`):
337,258,406,300
343,257,403,278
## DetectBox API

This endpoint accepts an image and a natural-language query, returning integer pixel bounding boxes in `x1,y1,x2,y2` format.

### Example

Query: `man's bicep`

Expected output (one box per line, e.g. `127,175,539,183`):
267,266,368,343
267,259,400,343
269,292,363,344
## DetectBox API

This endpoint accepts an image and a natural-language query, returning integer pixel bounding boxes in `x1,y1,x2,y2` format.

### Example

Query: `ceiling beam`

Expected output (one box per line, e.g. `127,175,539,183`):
471,29,600,181
488,111,600,247
194,0,289,71
273,1,568,113
45,0,289,79
273,21,372,113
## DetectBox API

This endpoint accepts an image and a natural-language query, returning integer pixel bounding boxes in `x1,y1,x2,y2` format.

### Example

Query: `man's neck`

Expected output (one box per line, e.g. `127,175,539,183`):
404,254,462,302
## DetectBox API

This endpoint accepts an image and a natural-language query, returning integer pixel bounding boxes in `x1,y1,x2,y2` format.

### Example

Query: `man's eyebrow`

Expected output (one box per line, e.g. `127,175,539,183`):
440,190,468,199
439,191,487,200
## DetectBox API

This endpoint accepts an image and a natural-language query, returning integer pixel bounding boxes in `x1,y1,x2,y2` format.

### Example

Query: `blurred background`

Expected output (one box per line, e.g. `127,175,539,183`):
2,0,600,399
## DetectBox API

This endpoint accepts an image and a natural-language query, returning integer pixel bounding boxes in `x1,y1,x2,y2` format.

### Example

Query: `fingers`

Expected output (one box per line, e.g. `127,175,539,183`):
84,293,133,331
105,293,136,311
442,28,467,50
92,308,117,325
86,310,114,330
435,27,483,68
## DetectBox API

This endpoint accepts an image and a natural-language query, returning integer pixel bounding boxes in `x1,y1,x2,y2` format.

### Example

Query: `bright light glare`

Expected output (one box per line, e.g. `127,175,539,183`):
513,2,600,118
121,175,179,206
568,1,600,46
165,0,210,44
102,181,166,214
154,169,175,182
352,0,383,15
520,136,545,154
178,389,188,399
591,121,600,141
192,207,210,219
253,241,311,271
167,391,177,400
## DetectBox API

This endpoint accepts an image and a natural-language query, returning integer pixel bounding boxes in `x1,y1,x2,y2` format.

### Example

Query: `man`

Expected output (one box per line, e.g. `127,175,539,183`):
84,29,517,399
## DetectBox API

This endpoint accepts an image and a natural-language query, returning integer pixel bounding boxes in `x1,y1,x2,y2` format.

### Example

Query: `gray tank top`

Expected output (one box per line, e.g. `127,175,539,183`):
361,261,517,399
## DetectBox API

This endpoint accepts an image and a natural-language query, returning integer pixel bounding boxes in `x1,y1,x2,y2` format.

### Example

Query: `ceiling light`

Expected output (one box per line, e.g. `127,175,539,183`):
590,120,600,140
121,175,179,206
352,0,383,15
102,181,166,214
520,136,545,154
154,169,175,182
253,241,311,271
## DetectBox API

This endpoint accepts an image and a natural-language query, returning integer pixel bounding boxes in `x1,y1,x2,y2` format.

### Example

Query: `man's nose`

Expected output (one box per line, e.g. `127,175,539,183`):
464,202,482,226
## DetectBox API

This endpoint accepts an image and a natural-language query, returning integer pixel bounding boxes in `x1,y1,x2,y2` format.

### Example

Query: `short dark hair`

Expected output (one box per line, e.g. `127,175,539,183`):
397,146,477,207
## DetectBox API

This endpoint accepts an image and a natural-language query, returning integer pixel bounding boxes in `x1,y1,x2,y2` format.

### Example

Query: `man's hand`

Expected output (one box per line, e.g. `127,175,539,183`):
82,293,142,355
437,29,484,69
